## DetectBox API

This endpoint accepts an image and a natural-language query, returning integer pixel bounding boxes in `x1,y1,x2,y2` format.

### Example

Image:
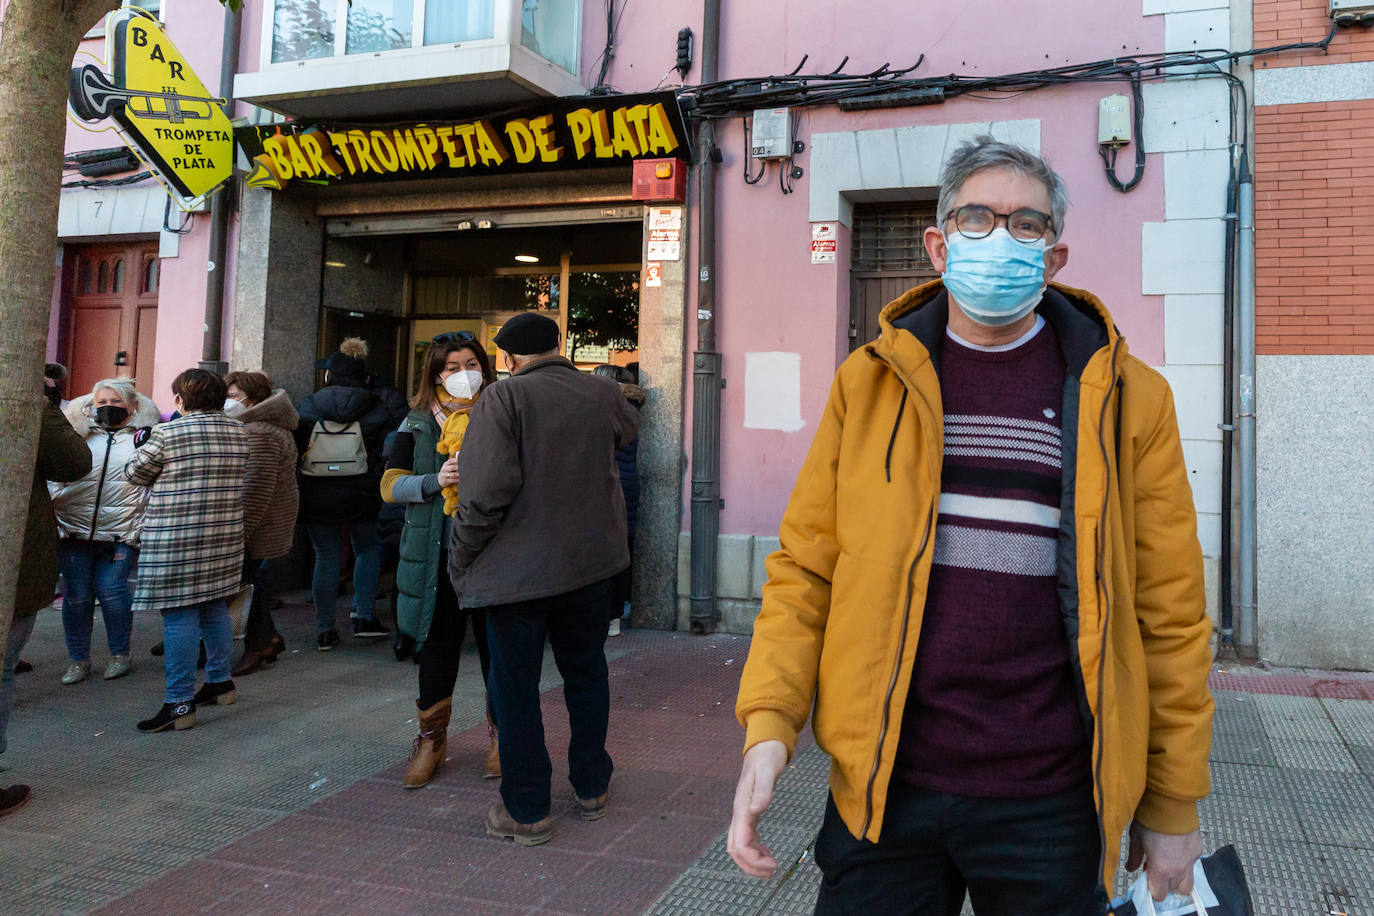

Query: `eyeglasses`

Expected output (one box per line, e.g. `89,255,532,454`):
948,204,1053,242
432,331,476,345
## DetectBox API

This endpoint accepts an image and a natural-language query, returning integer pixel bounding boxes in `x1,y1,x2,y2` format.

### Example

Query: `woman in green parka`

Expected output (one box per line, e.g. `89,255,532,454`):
381,332,498,788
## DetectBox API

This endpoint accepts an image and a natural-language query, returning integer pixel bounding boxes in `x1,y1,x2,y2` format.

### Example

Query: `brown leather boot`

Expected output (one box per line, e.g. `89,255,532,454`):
402,697,450,789
482,709,501,780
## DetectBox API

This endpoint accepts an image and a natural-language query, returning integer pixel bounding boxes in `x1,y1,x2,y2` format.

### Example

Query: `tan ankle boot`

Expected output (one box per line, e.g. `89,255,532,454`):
402,697,451,789
482,709,501,780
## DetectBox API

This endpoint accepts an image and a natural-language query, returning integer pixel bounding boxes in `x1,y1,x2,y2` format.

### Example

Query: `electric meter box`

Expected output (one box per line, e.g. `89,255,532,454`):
1098,95,1132,146
751,107,792,159
1331,0,1374,14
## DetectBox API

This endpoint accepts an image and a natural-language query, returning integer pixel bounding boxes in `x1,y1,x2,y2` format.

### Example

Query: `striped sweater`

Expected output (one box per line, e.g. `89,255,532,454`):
894,317,1091,798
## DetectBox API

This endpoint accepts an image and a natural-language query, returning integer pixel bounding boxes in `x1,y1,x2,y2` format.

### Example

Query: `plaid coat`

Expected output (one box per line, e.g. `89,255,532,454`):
125,411,249,612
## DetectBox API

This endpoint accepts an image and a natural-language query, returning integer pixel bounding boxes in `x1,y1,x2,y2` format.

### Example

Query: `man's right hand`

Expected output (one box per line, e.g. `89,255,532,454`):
727,739,788,878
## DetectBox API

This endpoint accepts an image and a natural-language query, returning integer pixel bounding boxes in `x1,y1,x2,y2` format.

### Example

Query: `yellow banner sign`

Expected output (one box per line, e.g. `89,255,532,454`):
236,92,692,189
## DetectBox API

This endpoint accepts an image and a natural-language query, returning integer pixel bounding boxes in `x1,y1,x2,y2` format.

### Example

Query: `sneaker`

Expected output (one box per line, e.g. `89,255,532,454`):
14,660,32,674
61,661,91,685
317,630,339,652
485,802,553,846
0,784,31,819
103,655,133,680
607,618,621,637
137,701,196,732
192,679,237,706
576,792,609,821
352,617,389,640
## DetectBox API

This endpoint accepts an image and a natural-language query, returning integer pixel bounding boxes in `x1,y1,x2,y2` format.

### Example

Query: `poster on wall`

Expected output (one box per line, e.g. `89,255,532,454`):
811,222,838,264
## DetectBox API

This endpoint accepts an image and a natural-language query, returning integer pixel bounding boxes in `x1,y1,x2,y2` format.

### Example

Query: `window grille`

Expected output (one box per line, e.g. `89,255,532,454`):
851,204,938,273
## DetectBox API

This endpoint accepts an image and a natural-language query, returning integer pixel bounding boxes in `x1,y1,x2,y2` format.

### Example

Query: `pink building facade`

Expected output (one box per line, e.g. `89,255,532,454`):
49,0,1306,654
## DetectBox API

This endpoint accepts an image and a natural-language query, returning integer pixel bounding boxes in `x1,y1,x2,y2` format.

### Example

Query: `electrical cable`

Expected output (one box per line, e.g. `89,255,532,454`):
741,117,766,184
163,195,192,234
61,171,151,189
1099,74,1145,192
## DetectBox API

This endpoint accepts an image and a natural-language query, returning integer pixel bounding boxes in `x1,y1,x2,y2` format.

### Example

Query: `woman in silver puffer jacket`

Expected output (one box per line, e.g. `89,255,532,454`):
50,378,161,684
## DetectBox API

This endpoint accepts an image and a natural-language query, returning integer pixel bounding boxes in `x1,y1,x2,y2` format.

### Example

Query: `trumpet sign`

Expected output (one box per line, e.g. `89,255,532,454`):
69,9,232,204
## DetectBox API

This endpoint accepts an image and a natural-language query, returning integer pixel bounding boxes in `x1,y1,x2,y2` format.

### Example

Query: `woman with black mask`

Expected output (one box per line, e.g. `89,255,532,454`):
50,377,161,684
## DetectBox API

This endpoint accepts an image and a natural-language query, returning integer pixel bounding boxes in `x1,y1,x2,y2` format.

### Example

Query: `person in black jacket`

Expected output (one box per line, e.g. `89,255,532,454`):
295,338,409,651
591,365,644,637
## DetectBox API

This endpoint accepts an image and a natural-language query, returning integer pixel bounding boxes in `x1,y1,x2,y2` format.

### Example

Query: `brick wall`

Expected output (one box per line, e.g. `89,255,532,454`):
1254,0,1374,68
1254,101,1374,354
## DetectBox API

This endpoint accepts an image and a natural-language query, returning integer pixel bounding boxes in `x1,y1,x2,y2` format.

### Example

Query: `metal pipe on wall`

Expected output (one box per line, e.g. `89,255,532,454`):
1219,169,1238,654
688,0,723,634
1235,156,1259,658
199,6,241,374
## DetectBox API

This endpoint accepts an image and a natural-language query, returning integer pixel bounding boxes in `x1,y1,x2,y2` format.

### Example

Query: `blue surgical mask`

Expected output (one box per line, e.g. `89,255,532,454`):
941,228,1048,327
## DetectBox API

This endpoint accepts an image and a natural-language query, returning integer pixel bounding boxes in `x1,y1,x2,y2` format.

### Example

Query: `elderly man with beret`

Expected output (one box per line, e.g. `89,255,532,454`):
447,313,642,846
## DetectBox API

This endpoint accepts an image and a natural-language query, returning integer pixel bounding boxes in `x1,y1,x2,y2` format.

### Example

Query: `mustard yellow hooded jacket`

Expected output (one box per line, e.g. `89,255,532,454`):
736,280,1214,888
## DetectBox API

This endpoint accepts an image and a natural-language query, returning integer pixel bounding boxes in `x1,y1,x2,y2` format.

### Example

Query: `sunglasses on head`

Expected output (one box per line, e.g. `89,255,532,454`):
432,331,476,345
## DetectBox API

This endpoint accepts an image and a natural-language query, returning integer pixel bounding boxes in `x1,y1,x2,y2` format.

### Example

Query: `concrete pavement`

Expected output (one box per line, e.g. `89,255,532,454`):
1,590,1372,914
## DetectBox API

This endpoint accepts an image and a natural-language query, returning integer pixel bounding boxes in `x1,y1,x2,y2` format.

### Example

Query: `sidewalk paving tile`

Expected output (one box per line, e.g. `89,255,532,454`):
5,597,1374,914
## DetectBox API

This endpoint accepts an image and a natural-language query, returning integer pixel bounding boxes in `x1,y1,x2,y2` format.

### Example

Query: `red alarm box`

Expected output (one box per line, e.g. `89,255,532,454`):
632,158,687,202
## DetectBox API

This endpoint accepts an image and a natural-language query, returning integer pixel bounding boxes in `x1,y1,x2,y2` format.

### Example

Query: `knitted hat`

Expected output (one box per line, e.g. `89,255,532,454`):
316,337,368,379
493,313,560,356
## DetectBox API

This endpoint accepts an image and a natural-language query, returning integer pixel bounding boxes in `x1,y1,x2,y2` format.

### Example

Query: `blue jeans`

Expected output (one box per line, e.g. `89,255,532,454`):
60,540,138,660
305,521,381,634
162,600,233,704
485,577,614,823
1,615,38,756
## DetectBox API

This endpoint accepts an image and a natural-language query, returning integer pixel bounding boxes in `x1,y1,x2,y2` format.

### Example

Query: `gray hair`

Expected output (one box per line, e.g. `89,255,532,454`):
90,376,140,409
935,136,1070,239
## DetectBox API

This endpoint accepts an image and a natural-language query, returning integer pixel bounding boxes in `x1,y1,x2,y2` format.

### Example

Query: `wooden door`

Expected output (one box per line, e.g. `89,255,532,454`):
65,243,160,396
849,204,939,351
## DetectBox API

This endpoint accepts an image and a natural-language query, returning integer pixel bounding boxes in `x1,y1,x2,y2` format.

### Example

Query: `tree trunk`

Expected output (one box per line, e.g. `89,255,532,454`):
0,0,120,662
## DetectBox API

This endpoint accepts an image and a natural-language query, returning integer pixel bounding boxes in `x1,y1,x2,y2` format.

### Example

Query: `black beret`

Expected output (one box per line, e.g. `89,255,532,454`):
494,313,560,356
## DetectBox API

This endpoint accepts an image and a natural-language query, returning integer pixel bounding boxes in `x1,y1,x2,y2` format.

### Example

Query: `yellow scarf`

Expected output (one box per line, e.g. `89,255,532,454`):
435,385,477,516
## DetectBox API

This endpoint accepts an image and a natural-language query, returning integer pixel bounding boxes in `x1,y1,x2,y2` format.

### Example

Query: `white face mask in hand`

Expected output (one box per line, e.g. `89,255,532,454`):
443,370,483,400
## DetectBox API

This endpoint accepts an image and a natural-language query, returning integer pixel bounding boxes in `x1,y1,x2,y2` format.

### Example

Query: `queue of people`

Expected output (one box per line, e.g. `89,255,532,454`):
4,322,641,841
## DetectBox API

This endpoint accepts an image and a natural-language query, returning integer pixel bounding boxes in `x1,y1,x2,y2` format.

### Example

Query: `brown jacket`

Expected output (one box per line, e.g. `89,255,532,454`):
240,390,299,560
19,400,93,618
448,357,641,608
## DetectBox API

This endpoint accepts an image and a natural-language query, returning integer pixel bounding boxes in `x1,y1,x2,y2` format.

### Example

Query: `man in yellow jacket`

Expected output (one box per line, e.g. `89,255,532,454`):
731,137,1214,915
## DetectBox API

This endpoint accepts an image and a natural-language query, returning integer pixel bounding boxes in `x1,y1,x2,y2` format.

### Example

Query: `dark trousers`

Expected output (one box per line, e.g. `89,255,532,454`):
484,577,614,823
240,557,278,653
417,552,491,714
814,779,1106,916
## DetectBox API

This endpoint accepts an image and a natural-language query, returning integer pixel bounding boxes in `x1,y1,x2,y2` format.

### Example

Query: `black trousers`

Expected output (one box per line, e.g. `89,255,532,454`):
239,556,277,652
417,553,491,713
417,560,494,714
484,577,614,823
813,779,1106,916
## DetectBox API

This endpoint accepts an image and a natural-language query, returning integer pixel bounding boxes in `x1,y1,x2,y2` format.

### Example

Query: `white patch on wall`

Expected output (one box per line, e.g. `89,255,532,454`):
744,352,806,432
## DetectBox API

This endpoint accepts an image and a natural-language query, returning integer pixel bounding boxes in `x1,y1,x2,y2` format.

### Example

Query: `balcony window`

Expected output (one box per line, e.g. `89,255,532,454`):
272,0,335,63
347,0,413,54
425,1,494,44
521,0,578,74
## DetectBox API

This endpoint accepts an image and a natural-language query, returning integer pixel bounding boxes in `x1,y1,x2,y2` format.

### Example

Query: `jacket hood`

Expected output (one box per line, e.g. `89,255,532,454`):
872,278,1126,387
63,391,163,438
304,384,378,423
240,389,299,431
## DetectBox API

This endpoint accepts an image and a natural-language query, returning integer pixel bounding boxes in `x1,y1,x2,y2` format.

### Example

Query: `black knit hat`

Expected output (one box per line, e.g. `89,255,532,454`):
494,313,560,355
315,337,367,380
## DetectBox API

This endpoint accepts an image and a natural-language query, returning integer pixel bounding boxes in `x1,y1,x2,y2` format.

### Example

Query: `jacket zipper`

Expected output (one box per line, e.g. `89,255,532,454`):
860,501,934,838
86,431,115,541
1089,338,1123,887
